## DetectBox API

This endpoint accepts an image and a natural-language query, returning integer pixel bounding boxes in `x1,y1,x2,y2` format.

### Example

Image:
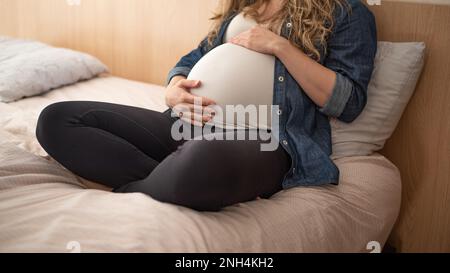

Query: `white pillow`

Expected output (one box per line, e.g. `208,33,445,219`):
0,36,109,102
331,41,426,159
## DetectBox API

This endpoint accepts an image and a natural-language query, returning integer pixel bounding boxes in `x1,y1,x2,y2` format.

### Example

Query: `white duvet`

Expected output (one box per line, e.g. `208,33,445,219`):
0,76,402,253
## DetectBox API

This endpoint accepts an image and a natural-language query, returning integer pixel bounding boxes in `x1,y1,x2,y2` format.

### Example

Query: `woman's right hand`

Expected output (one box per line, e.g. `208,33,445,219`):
165,77,216,127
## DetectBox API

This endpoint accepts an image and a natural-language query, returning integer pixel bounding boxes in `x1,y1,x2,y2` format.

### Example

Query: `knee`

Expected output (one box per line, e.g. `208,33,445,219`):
36,102,73,150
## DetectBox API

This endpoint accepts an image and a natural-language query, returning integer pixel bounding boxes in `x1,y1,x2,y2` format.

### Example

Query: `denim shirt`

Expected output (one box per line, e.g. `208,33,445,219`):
166,0,377,189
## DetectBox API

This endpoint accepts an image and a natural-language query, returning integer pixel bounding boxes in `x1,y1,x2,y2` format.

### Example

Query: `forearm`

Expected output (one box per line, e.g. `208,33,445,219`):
274,40,336,108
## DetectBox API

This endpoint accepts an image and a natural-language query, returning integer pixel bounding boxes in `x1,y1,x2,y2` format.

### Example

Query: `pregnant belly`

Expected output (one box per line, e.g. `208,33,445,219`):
188,43,275,129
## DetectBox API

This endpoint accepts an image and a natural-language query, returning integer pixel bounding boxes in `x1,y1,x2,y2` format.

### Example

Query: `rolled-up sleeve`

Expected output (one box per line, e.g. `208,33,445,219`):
166,66,193,86
320,73,353,118
320,1,378,123
166,37,210,86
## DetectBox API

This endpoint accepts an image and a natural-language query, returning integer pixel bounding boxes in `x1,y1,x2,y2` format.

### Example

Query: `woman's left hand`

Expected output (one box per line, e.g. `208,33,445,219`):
230,25,287,56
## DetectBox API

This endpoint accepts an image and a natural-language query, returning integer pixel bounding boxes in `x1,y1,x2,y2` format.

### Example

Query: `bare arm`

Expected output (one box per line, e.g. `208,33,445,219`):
230,26,335,108
273,40,336,108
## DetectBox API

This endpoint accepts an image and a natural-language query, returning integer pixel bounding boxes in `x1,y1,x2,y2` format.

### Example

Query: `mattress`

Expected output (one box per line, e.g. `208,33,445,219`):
0,76,402,253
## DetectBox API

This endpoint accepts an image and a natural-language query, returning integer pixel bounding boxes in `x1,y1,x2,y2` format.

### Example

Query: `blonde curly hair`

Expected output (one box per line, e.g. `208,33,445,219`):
208,0,348,61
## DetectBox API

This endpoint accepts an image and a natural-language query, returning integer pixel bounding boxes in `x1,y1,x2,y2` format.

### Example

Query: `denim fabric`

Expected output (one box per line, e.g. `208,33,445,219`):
166,0,377,188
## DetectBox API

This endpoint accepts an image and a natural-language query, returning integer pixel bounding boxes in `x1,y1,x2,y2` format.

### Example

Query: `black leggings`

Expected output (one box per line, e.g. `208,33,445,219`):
36,101,291,211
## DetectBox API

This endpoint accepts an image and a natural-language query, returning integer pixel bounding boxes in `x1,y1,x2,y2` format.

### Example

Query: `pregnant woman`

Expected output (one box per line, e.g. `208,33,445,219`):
36,0,377,211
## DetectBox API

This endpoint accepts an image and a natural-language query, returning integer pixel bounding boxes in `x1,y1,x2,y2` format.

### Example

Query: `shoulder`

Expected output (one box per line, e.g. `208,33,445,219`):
335,0,376,25
332,0,377,39
345,0,373,12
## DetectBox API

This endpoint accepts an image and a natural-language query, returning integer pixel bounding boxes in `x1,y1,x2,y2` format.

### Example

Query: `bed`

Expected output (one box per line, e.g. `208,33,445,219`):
5,0,449,253
0,75,402,253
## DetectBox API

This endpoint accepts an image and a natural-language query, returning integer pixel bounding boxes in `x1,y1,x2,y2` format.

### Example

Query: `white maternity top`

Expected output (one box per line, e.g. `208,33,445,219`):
188,13,276,130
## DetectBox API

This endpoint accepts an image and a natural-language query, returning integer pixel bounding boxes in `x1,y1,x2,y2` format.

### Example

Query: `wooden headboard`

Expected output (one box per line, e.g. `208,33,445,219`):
0,0,218,84
0,0,449,252
370,1,450,252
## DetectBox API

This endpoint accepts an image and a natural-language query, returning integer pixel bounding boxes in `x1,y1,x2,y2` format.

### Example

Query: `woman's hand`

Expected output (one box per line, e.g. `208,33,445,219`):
165,78,216,127
232,26,337,109
230,25,288,55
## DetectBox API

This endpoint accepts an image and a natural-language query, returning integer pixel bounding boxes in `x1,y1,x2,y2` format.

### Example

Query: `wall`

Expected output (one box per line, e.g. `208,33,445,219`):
1,0,449,84
0,0,218,85
371,1,450,253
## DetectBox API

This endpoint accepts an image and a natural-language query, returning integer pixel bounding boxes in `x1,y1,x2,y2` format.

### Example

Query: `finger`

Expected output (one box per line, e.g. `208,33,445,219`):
183,111,213,123
230,35,240,43
232,37,248,48
230,33,242,43
173,103,209,115
173,104,215,122
180,112,211,127
178,79,201,89
180,116,204,127
182,93,216,106
230,36,242,44
203,107,216,117
236,30,251,39
172,104,189,117
199,96,217,106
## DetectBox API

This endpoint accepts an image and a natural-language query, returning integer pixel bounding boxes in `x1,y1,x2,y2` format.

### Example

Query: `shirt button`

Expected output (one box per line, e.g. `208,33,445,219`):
282,140,289,146
278,76,285,82
286,22,293,28
277,109,283,116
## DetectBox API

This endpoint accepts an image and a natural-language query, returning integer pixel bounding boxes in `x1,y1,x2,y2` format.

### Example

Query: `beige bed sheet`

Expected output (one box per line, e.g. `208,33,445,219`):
0,76,402,253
